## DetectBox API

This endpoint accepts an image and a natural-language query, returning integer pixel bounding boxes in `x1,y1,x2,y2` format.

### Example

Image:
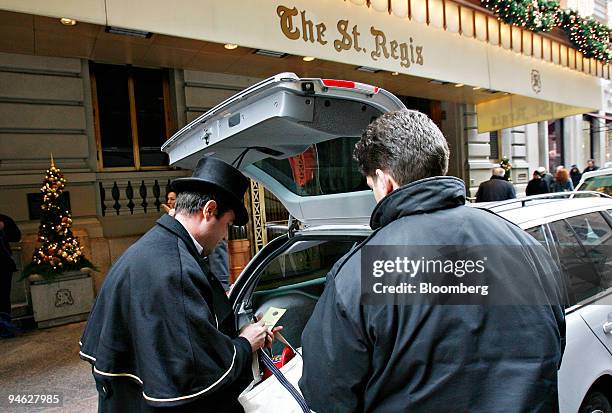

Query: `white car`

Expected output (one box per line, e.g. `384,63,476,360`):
162,74,612,413
474,193,612,413
576,169,612,196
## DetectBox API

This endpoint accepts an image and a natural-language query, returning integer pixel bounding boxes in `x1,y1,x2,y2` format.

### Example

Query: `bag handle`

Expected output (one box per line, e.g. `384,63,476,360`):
258,349,310,413
274,332,302,358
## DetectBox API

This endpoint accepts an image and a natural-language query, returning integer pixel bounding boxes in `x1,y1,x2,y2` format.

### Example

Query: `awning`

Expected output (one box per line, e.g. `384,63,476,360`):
0,0,606,126
476,95,593,132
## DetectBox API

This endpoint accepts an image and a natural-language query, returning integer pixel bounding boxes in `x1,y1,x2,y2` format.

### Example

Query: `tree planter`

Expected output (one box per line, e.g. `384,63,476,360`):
28,269,94,328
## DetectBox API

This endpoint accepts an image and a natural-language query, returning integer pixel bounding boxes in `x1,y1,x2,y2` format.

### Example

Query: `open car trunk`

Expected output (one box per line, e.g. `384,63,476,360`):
162,73,404,347
162,72,405,227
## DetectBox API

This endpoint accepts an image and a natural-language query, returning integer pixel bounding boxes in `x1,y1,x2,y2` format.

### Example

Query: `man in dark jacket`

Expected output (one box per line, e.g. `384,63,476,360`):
0,214,21,338
208,239,230,290
475,167,516,202
583,159,599,173
299,109,566,413
80,157,274,412
537,166,555,189
526,169,551,196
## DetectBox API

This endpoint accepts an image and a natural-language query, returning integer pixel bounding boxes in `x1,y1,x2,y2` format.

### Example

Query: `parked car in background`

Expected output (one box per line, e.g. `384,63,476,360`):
576,168,612,196
474,193,612,413
163,73,612,413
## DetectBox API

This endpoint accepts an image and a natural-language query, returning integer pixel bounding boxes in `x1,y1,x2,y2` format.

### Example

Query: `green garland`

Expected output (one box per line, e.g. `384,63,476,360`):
481,0,559,32
558,9,612,62
481,0,612,63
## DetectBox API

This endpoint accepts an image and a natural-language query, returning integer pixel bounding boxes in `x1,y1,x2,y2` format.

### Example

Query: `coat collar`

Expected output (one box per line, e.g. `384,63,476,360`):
370,176,466,230
156,214,235,334
157,214,203,259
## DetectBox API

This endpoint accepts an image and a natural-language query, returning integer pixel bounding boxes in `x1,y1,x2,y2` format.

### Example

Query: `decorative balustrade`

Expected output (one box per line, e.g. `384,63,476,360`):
98,178,170,216
97,172,191,216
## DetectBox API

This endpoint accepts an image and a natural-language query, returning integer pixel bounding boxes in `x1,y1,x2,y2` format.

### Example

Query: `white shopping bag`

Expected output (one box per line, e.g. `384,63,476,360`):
238,334,311,413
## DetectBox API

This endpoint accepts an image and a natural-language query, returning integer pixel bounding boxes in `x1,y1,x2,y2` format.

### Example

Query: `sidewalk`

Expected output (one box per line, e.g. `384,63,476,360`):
0,321,97,412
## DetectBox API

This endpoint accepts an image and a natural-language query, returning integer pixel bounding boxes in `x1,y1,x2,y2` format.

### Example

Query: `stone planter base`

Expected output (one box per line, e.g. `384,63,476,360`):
29,270,94,329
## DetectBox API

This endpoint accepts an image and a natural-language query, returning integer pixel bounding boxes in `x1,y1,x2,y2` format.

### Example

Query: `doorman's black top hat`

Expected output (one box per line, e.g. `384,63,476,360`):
171,157,249,226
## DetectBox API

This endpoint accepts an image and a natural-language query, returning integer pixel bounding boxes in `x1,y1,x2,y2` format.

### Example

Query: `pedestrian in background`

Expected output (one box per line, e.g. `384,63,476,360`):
475,167,516,202
0,213,21,338
162,187,177,216
208,239,230,291
537,166,554,189
583,159,599,173
553,168,574,192
526,169,550,196
569,165,582,188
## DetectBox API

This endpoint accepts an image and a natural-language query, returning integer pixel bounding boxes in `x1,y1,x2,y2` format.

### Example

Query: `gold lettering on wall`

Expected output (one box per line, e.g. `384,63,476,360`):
277,5,328,45
277,6,300,40
276,4,424,70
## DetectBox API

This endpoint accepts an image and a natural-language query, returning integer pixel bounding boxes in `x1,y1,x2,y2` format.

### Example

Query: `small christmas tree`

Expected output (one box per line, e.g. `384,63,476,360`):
500,156,513,181
23,156,93,278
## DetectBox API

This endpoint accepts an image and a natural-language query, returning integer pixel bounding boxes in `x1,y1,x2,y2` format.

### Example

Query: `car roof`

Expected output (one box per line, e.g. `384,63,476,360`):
577,168,612,186
474,194,612,228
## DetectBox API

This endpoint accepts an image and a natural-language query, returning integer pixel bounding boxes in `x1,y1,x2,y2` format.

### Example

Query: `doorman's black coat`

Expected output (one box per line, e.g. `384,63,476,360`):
300,176,566,413
80,214,252,412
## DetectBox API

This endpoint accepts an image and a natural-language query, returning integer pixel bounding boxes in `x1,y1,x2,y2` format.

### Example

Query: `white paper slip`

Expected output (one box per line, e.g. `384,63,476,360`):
261,306,286,329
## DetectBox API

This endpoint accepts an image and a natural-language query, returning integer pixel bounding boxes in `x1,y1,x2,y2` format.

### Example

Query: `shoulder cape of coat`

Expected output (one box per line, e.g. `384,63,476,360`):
79,214,252,408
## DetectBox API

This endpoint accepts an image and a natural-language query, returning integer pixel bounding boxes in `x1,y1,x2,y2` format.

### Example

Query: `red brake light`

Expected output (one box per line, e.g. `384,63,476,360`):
321,79,380,95
321,79,355,89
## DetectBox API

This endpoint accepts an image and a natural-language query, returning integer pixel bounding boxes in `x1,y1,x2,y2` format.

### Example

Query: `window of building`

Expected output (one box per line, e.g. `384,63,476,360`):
548,119,564,170
396,95,441,127
489,131,500,162
606,118,612,165
581,115,593,166
91,63,172,169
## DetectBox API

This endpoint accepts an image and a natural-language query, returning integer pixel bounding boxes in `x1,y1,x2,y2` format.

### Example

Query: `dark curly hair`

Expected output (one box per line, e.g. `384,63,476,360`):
353,109,449,186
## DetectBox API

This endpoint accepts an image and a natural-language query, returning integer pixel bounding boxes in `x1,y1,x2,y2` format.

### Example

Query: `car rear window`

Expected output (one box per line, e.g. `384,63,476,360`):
255,239,358,291
254,136,369,196
580,175,612,195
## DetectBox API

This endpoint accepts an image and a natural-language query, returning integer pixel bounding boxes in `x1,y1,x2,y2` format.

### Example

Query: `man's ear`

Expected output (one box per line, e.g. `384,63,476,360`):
375,169,395,196
203,199,217,220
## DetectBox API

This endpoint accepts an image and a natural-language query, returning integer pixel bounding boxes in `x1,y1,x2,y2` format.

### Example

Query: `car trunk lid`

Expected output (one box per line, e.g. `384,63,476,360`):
162,73,405,227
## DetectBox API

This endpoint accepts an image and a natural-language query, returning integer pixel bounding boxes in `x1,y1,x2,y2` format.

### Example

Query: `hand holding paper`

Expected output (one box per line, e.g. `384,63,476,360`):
257,307,286,348
261,306,286,330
